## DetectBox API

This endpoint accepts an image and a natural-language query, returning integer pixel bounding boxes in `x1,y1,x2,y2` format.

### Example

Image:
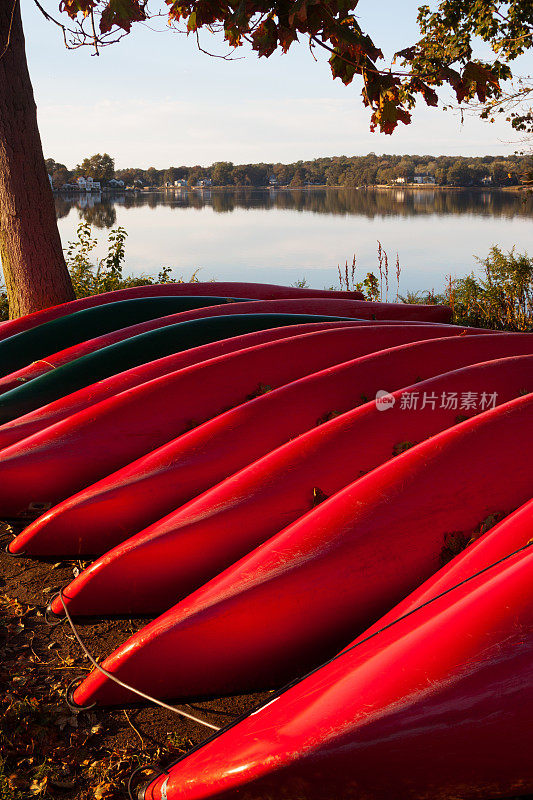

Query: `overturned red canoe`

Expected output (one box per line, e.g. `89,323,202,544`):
51,354,533,616
12,332,532,552
0,281,366,340
0,320,365,449
3,325,470,522
0,313,355,423
71,392,533,707
140,544,533,800
0,297,451,392
346,497,533,646
0,296,250,380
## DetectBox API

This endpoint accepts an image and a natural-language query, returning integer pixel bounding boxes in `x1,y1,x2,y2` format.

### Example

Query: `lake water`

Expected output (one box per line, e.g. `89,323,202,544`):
54,188,533,295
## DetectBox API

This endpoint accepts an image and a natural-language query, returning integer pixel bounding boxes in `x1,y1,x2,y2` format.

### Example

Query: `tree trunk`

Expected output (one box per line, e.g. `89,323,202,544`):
0,0,74,318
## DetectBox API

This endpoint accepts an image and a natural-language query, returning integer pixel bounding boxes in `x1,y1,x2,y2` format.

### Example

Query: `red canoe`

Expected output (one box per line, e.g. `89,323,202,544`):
11,331,531,551
0,298,451,392
346,497,533,646
139,543,533,800
0,281,366,340
50,354,533,617
70,392,533,706
0,320,366,449
2,325,467,522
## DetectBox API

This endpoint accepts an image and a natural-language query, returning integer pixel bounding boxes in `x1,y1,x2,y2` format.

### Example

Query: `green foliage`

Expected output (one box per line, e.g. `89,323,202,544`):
65,222,129,298
0,286,9,323
75,153,115,184
399,289,447,305
52,152,532,190
65,222,200,300
399,246,533,330
448,246,533,330
334,255,379,301
358,272,380,301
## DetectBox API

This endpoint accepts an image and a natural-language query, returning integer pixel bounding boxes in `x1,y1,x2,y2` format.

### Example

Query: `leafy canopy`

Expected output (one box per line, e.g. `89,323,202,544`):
55,1,532,134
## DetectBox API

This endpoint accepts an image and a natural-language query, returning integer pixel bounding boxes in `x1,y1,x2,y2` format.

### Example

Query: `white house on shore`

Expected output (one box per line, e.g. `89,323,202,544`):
76,176,101,192
413,174,436,184
393,175,435,185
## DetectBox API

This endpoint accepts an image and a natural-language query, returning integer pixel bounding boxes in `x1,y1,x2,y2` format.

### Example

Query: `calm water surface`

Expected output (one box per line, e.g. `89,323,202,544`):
55,188,533,294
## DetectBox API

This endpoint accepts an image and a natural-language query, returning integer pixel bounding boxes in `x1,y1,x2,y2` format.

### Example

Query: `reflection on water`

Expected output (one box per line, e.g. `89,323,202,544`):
54,187,533,293
55,187,533,226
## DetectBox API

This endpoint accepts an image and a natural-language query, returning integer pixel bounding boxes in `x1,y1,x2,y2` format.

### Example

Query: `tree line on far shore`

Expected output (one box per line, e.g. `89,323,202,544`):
46,152,533,191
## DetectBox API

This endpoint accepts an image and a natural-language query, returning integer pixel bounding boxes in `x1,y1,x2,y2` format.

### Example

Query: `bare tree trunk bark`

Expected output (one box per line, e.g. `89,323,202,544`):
0,0,74,318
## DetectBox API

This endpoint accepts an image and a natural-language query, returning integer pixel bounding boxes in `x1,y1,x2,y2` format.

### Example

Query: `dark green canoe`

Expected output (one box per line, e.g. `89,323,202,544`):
0,313,352,424
0,296,250,377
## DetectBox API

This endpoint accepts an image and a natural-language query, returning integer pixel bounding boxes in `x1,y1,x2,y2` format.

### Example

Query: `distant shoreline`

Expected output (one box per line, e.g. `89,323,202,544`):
55,184,530,195
154,184,530,193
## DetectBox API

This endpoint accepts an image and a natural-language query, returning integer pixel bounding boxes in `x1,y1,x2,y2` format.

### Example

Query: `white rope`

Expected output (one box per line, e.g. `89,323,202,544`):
58,590,221,732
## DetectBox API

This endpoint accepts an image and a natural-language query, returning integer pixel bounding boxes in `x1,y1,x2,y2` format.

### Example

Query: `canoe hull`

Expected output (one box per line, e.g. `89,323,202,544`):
71,393,533,706
12,332,532,552
141,546,533,800
51,354,533,616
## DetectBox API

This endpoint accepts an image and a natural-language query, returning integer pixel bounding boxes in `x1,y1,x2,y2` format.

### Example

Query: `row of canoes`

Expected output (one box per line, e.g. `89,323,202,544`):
2,282,532,800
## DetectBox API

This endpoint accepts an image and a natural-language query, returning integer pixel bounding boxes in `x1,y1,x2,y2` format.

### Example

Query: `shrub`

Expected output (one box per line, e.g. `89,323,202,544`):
448,246,533,331
65,222,189,298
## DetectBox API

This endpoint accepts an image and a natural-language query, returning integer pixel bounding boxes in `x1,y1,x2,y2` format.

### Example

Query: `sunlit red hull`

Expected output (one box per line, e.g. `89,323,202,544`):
12,332,531,552
71,393,533,707
51,354,533,616
140,544,533,800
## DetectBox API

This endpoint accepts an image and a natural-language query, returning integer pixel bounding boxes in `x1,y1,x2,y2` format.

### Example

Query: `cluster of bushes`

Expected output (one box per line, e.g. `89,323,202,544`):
402,246,533,332
47,153,533,190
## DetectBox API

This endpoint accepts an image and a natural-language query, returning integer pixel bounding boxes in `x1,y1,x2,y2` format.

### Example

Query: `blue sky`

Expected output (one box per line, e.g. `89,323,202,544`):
23,0,533,169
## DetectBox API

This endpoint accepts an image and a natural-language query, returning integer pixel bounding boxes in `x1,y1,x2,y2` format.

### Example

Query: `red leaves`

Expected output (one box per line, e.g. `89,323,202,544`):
251,18,279,57
370,90,411,135
409,77,438,107
60,0,146,32
460,61,501,102
329,49,357,85
437,61,501,104
99,0,146,34
59,0,95,18
55,0,512,138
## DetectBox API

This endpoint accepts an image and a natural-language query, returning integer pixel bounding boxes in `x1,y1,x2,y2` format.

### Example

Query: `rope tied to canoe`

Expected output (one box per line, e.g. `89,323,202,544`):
30,359,57,369
57,589,221,732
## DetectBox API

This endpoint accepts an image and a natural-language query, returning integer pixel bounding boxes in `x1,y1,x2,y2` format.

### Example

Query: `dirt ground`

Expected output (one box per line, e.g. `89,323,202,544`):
0,535,269,800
